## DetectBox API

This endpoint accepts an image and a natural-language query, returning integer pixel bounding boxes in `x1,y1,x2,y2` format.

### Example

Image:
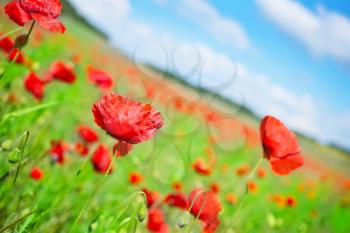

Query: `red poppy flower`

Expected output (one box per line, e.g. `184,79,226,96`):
209,183,220,194
285,196,296,207
77,125,99,143
75,142,89,156
113,141,133,157
86,66,114,90
257,167,266,178
192,158,212,176
49,61,76,83
24,72,45,100
30,166,43,180
147,208,169,233
260,115,304,176
225,193,237,205
171,181,182,192
247,181,258,193
164,193,188,210
270,193,285,207
0,35,14,53
50,140,68,164
8,49,25,63
189,189,221,233
235,164,250,177
142,188,160,208
92,93,163,144
129,171,143,185
0,34,25,63
5,0,65,33
91,144,112,174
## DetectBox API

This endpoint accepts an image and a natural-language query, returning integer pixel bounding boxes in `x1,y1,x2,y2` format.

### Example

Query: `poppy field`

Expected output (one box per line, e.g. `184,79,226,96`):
1,1,350,233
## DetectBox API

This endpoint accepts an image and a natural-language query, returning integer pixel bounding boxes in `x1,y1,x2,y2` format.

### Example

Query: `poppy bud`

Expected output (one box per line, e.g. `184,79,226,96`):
88,216,99,233
14,34,28,49
8,148,21,164
1,139,13,151
176,211,191,229
136,201,147,223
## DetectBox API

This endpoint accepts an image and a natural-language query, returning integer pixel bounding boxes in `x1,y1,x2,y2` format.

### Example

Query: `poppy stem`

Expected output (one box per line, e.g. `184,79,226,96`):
223,157,263,232
75,144,98,176
186,190,208,233
106,191,146,231
0,210,36,233
0,21,35,83
27,21,36,38
69,146,118,233
13,131,30,185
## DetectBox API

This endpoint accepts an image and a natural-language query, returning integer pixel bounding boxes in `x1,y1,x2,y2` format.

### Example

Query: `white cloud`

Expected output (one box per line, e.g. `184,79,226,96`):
176,0,250,50
68,0,130,35
257,0,350,63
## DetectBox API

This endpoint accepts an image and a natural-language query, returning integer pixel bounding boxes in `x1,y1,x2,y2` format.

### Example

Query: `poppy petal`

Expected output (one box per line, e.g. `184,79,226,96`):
31,13,65,33
270,153,304,176
5,1,32,26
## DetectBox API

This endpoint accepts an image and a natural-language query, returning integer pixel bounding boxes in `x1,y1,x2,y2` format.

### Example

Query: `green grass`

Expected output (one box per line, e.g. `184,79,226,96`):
1,14,350,233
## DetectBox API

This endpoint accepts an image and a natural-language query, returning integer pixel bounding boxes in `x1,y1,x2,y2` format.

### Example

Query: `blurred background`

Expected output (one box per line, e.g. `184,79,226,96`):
62,0,350,153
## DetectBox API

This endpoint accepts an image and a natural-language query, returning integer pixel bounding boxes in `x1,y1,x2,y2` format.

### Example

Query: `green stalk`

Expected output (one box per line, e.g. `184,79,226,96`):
13,131,30,185
69,149,118,233
223,157,263,232
0,210,36,233
106,191,146,231
0,27,23,40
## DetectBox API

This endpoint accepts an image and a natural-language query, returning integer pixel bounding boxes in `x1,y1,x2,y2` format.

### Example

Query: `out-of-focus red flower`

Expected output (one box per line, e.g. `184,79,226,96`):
345,180,350,191
285,196,296,207
75,142,89,156
209,183,220,194
129,171,143,185
86,66,114,90
164,193,188,209
71,54,81,64
225,193,237,205
142,188,160,208
92,93,163,144
147,208,169,233
192,158,212,176
49,61,76,83
113,141,133,157
171,181,182,192
8,49,25,63
270,193,285,207
5,0,65,33
257,167,266,178
50,140,67,164
235,164,250,177
77,125,99,143
205,112,220,123
247,181,258,193
189,189,221,233
260,115,304,176
91,144,112,174
0,34,25,63
0,35,14,53
30,166,43,180
24,72,45,100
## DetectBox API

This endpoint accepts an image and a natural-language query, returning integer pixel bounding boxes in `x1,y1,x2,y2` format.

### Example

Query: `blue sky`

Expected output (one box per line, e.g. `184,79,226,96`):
69,0,350,150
